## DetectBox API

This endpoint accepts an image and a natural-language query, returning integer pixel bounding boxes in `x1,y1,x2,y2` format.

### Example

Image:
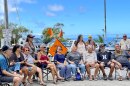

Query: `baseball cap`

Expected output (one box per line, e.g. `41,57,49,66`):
99,43,106,47
88,35,92,38
123,34,127,37
27,34,35,38
2,45,11,52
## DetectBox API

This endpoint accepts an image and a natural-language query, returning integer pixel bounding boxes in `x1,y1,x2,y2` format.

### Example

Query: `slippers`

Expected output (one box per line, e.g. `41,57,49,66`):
40,82,47,86
89,75,93,81
22,82,27,86
27,79,33,84
118,76,123,81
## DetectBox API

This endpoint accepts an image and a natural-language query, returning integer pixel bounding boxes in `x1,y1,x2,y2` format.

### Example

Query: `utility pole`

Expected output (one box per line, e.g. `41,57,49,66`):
104,0,107,42
4,0,8,29
3,0,11,46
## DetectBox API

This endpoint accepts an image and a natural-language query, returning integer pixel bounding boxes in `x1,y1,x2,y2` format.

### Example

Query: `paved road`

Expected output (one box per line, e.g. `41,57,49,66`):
31,69,130,86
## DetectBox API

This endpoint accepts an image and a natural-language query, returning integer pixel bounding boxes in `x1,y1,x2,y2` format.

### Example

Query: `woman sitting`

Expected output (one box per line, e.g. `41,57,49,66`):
9,45,32,85
22,47,46,86
37,44,63,84
54,46,71,81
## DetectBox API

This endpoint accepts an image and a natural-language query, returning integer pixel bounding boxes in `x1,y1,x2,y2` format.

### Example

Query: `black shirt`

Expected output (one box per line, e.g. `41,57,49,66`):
97,51,112,64
9,53,25,67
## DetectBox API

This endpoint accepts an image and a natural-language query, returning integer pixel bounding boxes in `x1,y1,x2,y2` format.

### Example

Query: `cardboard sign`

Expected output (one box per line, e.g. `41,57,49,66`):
49,38,68,56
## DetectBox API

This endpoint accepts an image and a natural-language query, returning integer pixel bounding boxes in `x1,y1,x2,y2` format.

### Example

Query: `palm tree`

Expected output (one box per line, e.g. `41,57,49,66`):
94,35,104,43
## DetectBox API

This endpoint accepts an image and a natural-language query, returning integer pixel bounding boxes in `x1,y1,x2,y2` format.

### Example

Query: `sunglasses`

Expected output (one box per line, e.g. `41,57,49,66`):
41,47,46,48
25,50,30,51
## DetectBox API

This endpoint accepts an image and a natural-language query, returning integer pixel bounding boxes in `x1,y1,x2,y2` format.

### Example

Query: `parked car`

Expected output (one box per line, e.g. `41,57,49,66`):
18,37,43,51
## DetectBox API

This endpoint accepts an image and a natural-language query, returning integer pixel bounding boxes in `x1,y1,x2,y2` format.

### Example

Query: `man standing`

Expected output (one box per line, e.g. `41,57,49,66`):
120,34,130,50
0,45,22,86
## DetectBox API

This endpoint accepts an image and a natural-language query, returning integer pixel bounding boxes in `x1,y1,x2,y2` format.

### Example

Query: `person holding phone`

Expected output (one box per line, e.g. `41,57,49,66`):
22,47,46,86
9,45,34,85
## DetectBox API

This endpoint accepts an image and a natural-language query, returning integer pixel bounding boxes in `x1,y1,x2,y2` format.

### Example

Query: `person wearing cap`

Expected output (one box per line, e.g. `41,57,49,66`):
119,34,130,50
0,45,22,86
37,43,64,84
86,35,96,50
97,44,118,80
24,34,35,57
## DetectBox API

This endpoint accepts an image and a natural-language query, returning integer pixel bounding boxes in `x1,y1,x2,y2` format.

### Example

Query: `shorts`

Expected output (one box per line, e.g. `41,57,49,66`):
0,76,13,82
104,63,110,67
41,64,48,68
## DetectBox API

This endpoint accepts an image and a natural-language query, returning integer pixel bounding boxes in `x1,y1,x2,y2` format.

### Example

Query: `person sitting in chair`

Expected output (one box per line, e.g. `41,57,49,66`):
22,47,46,85
111,44,130,80
83,45,99,81
0,45,22,86
97,44,120,80
54,46,71,81
37,43,64,84
66,46,85,80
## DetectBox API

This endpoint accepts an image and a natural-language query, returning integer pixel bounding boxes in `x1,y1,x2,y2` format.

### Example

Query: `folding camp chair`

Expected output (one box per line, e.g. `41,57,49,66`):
115,67,129,80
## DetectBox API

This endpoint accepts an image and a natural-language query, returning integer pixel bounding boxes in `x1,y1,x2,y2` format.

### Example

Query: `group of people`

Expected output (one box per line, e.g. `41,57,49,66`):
0,34,130,86
53,34,130,81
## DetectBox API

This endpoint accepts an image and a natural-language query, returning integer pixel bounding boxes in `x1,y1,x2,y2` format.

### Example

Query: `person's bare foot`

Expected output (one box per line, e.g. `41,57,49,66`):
40,82,47,86
27,79,33,84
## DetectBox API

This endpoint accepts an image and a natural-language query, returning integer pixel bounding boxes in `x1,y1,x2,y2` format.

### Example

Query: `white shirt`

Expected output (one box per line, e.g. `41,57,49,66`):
77,43,86,55
120,39,130,50
83,51,97,63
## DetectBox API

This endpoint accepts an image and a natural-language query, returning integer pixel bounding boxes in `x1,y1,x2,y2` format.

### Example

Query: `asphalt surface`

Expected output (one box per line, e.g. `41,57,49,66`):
28,69,130,86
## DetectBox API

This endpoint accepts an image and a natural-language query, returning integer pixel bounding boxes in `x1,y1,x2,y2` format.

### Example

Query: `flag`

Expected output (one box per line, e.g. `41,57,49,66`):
47,28,53,38
49,38,68,56
58,29,63,38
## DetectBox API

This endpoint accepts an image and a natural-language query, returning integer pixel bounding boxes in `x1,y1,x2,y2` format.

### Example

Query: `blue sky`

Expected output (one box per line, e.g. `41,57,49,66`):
0,0,130,37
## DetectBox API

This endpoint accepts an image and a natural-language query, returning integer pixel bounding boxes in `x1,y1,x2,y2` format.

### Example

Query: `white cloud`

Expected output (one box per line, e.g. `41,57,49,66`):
45,12,56,17
0,0,36,20
48,4,64,12
0,0,4,14
16,0,36,4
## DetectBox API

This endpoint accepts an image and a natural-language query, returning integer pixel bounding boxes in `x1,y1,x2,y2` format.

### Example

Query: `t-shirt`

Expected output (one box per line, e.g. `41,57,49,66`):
9,53,24,62
23,53,34,64
97,51,112,64
54,54,65,63
111,51,130,64
0,54,10,76
120,39,130,50
83,51,97,63
66,51,82,64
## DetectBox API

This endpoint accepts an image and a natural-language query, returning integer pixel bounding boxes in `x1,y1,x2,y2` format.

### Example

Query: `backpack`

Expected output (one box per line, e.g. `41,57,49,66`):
75,72,82,80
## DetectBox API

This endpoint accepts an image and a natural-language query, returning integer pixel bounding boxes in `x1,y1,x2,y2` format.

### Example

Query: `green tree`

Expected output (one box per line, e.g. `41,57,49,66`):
0,20,30,44
94,35,104,43
42,23,68,44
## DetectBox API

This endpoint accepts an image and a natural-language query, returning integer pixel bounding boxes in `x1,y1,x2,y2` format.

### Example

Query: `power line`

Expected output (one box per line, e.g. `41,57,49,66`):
14,0,22,26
